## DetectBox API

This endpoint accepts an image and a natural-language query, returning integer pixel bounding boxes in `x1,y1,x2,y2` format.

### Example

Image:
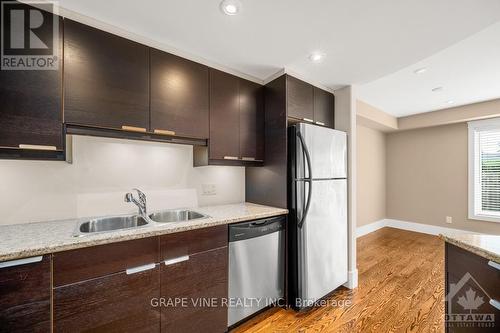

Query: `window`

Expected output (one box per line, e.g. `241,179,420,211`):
469,117,500,223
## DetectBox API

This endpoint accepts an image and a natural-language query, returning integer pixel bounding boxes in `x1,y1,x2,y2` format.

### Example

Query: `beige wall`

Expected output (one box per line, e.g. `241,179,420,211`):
386,123,500,235
357,125,386,227
398,98,500,131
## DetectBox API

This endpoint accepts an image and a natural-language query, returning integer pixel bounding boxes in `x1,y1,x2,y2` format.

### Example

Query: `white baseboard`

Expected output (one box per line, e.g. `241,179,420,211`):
356,220,386,237
356,218,477,238
343,269,358,289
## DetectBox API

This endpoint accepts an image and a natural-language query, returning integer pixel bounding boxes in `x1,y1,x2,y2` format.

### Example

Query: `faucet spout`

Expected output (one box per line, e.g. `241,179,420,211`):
124,189,147,218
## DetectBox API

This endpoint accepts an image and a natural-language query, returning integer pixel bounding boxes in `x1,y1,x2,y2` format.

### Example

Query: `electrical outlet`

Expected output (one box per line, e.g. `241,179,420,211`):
202,184,216,196
446,216,453,224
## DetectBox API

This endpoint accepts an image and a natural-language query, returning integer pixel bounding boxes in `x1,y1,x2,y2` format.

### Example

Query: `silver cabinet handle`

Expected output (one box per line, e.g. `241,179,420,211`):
490,299,500,311
0,256,43,269
488,260,500,271
164,255,189,266
302,118,313,123
241,157,256,161
126,263,156,275
315,121,325,126
223,156,238,160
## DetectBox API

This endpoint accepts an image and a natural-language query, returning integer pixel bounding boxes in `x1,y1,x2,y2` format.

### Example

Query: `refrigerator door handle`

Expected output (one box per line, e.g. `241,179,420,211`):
298,179,312,228
297,131,313,228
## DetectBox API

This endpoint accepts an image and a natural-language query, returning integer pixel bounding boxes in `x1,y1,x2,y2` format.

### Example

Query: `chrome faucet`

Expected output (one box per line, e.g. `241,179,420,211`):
124,188,147,218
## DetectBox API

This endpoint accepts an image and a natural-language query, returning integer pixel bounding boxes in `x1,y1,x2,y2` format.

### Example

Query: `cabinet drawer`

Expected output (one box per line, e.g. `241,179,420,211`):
160,225,227,260
54,265,160,332
161,247,228,333
446,243,500,300
53,237,159,286
0,256,51,333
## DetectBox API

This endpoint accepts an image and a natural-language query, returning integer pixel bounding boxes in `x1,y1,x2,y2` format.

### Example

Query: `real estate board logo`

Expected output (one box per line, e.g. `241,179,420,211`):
1,1,59,70
445,272,495,330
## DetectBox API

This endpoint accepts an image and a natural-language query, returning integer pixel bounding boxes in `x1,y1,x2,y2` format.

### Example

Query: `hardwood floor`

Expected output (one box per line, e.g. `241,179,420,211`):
233,227,445,333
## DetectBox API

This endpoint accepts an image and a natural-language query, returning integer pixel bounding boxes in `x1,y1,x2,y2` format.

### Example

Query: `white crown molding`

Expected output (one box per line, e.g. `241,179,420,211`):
262,68,343,94
29,1,347,92
27,1,264,84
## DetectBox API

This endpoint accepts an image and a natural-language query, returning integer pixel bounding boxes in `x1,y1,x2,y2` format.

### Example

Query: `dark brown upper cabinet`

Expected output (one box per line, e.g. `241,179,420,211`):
64,19,149,131
239,79,264,161
194,69,264,166
0,256,51,332
313,86,335,128
286,75,314,122
0,13,63,153
286,75,334,128
209,69,240,160
150,49,209,139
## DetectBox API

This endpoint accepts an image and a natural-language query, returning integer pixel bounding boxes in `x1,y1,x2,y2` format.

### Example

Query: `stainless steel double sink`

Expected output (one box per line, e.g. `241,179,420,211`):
73,209,209,237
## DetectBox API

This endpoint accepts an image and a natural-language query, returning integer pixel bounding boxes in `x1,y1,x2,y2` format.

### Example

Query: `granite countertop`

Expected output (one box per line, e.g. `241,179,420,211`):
0,202,288,262
441,234,500,263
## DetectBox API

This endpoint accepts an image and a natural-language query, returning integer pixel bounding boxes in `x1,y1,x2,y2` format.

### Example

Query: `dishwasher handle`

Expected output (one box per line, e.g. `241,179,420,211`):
229,217,285,242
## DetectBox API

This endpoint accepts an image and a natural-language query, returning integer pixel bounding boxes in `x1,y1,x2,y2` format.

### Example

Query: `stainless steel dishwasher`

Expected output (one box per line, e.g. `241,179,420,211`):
228,216,286,327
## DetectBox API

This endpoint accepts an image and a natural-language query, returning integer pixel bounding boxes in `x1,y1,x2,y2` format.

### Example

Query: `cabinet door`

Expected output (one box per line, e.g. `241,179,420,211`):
0,13,62,150
54,265,160,332
209,69,240,160
286,75,313,121
0,256,51,333
161,247,228,333
151,49,209,139
64,20,149,131
239,79,264,161
313,87,334,128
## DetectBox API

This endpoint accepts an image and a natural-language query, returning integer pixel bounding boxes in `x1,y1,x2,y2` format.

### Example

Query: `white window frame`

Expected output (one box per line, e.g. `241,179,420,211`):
468,117,500,223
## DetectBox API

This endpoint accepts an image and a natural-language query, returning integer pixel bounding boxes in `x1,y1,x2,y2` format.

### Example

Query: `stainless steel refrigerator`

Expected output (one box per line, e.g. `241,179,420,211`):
288,123,348,310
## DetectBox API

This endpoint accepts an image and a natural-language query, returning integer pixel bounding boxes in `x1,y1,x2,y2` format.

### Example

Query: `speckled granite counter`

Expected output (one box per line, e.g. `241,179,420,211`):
441,234,500,263
0,203,287,262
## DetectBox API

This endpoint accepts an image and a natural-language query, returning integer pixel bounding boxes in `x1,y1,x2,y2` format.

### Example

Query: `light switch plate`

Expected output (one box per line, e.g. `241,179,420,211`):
202,184,216,196
446,216,453,224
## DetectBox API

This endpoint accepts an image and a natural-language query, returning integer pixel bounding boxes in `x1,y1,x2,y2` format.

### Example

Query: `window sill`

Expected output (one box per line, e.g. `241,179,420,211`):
469,213,500,224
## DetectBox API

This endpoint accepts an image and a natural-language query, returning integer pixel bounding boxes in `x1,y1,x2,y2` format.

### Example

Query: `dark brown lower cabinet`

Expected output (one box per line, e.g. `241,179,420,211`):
0,256,51,333
1,227,229,332
54,266,160,332
445,243,500,333
160,247,228,333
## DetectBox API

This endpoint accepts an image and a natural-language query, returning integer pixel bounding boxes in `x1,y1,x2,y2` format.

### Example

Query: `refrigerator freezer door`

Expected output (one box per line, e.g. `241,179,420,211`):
297,179,348,307
299,123,347,179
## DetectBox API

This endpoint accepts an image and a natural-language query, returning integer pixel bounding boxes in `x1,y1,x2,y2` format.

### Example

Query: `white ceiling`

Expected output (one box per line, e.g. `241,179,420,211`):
56,0,500,116
358,21,500,117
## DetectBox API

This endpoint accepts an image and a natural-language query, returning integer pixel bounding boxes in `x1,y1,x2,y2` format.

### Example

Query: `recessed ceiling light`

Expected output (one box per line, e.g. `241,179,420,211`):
309,52,326,63
414,67,427,74
431,86,443,92
447,100,455,104
220,0,241,15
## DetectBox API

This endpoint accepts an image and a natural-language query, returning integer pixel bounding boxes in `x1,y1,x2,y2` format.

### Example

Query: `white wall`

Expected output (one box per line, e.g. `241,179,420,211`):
0,136,245,225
